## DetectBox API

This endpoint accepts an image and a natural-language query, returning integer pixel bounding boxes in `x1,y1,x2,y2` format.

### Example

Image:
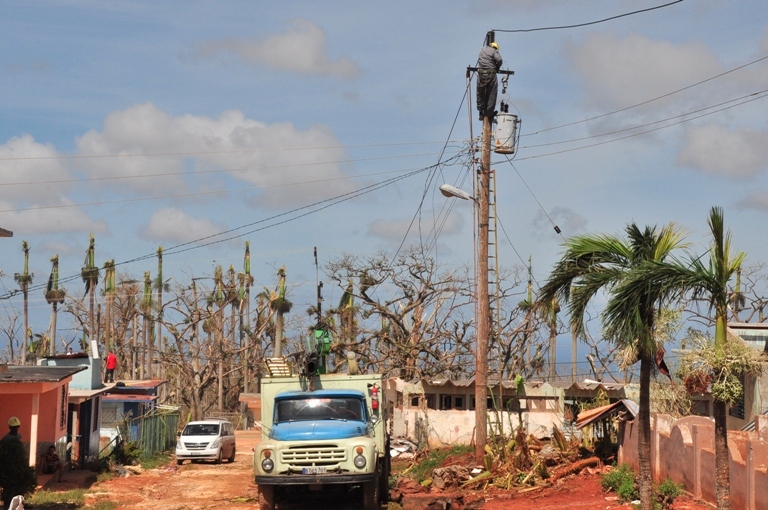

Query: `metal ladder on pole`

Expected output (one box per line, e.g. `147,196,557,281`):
488,169,502,378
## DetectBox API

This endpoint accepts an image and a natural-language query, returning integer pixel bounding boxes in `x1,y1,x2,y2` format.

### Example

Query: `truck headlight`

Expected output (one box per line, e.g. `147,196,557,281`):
353,446,366,469
261,450,274,472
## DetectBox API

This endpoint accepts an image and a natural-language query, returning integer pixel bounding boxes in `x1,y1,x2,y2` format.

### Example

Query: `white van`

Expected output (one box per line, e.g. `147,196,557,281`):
175,419,236,465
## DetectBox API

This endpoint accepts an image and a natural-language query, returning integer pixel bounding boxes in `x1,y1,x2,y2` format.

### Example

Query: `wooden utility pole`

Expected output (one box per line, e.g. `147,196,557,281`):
475,115,491,465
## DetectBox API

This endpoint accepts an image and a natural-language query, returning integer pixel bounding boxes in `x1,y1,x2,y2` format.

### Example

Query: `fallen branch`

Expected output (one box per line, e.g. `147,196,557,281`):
549,456,600,481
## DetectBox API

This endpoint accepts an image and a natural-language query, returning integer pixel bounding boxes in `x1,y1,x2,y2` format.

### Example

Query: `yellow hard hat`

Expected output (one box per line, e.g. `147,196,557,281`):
8,416,20,427
490,42,499,50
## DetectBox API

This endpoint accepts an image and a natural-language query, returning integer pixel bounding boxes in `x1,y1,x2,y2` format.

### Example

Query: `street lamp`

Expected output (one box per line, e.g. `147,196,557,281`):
441,180,489,465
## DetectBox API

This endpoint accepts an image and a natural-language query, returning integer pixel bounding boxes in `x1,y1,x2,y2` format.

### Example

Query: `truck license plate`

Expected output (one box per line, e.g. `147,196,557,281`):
302,467,327,474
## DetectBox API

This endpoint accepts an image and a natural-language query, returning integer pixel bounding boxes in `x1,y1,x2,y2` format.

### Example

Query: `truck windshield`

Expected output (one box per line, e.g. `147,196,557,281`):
275,397,365,423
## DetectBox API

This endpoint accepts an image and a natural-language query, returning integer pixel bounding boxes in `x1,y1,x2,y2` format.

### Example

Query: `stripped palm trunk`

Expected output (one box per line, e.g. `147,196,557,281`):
81,234,100,358
15,241,33,364
45,256,65,357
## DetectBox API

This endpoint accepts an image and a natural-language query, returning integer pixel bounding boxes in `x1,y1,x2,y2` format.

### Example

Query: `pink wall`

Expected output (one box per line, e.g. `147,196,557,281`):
620,414,768,509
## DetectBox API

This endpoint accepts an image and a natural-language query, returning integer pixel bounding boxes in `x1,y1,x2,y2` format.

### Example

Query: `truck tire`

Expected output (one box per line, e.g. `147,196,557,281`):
362,465,380,510
258,484,275,510
379,453,390,503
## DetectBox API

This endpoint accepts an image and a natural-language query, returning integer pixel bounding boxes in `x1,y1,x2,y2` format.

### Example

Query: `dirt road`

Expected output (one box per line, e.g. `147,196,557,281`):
73,430,710,509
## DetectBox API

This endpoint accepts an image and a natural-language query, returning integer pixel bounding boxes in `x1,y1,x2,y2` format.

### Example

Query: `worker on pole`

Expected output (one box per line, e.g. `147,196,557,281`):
476,40,502,121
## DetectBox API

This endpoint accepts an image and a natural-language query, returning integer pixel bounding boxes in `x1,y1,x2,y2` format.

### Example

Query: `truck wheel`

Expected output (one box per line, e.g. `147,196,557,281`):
379,455,390,503
362,466,380,510
258,484,275,510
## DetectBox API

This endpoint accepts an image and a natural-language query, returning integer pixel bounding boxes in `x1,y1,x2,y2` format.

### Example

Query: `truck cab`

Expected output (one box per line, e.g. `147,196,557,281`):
253,370,389,510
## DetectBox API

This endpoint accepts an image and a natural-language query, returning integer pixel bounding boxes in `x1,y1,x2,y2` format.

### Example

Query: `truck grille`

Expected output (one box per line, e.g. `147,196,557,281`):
281,444,346,467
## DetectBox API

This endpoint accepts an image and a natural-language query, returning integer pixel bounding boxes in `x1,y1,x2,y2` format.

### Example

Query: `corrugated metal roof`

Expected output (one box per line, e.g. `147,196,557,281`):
102,393,157,403
0,365,86,383
575,399,638,429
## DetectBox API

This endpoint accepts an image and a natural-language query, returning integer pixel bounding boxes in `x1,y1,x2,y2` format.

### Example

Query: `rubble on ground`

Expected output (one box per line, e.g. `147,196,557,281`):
390,426,605,507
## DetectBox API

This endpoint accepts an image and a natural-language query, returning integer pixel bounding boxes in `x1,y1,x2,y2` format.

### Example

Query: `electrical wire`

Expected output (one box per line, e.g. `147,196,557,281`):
523,53,768,137
511,89,768,162
0,160,454,301
494,1,684,34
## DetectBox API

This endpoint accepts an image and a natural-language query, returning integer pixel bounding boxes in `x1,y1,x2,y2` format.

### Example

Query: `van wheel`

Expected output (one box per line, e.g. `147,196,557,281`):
228,446,236,463
215,449,223,464
258,484,275,510
177,459,183,466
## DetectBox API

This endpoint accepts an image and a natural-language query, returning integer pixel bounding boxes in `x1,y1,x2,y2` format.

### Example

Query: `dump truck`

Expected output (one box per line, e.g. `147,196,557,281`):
253,337,390,510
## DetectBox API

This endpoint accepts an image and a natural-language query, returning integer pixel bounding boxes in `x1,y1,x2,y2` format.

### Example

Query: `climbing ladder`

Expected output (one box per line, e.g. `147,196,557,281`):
488,169,502,378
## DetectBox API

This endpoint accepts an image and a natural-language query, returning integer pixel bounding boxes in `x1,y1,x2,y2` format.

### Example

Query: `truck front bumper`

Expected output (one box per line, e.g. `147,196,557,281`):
255,472,374,485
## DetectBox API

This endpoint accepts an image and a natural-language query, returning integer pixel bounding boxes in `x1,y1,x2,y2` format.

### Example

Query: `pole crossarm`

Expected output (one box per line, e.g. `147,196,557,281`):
466,66,515,76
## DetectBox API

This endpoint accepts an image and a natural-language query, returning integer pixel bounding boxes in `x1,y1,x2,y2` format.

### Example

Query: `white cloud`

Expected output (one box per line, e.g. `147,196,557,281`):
678,124,768,178
0,135,105,235
0,199,107,235
194,19,360,80
367,211,465,247
75,103,356,207
0,135,71,202
566,34,721,111
737,190,768,211
532,207,587,239
142,207,227,244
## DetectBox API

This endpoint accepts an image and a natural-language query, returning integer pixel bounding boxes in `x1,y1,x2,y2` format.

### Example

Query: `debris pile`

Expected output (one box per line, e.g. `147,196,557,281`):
390,426,602,507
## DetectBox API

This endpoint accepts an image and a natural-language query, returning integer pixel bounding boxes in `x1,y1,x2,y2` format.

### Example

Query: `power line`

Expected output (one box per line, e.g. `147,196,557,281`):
523,53,768,137
0,161,451,301
511,89,768,162
495,1,684,34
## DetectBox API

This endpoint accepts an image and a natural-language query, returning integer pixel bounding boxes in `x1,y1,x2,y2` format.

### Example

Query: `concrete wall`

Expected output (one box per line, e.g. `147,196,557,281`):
393,406,563,448
619,413,768,509
41,356,103,390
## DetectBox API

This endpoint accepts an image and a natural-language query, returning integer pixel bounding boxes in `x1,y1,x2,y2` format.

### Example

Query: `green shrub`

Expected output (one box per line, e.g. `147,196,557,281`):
601,463,638,503
26,488,86,506
656,477,683,509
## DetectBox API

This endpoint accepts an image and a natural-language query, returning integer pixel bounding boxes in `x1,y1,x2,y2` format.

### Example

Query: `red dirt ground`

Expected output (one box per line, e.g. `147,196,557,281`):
39,431,713,509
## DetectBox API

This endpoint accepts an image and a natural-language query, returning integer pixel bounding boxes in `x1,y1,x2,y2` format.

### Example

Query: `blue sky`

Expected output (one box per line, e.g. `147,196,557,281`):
1,1,768,357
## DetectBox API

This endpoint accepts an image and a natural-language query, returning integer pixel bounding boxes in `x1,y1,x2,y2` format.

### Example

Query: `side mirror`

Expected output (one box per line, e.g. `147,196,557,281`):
177,431,181,437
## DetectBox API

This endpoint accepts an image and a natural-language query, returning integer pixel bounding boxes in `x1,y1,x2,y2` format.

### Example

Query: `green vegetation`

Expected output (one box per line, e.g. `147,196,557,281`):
601,463,638,503
403,444,473,482
602,465,685,510
26,488,86,506
656,477,684,510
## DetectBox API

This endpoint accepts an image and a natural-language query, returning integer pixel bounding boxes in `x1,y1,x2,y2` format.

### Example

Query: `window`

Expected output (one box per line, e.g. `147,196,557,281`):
454,396,464,409
729,374,746,420
92,396,99,432
441,395,452,410
59,386,67,429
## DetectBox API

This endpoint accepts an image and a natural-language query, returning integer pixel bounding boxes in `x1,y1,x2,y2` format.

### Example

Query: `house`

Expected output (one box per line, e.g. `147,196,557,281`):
39,351,109,466
725,323,768,430
100,379,166,442
385,377,637,447
0,364,86,468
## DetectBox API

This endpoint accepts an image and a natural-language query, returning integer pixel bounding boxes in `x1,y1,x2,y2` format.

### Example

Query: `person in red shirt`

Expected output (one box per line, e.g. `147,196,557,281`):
105,351,118,383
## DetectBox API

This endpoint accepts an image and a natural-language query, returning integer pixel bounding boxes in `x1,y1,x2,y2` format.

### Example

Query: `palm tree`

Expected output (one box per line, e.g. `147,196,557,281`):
270,266,292,357
618,207,744,510
538,223,686,510
81,234,99,358
14,241,33,364
45,255,66,356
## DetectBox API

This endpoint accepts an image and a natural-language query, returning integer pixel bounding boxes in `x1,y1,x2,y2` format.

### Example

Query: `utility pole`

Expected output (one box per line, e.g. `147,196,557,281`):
468,48,514,466
475,114,491,465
